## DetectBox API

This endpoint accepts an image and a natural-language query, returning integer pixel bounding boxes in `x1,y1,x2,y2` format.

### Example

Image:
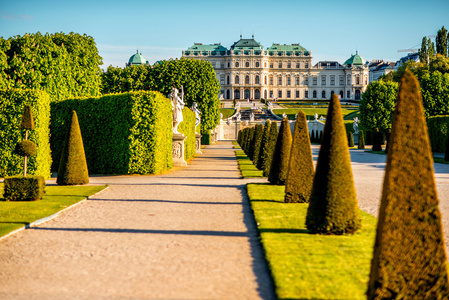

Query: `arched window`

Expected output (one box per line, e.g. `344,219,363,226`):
255,75,260,84
340,90,344,99
226,90,230,99
322,90,326,98
235,62,239,67
347,90,350,98
245,75,250,84
255,89,260,99
313,90,317,98
235,76,240,84
244,89,250,99
227,76,230,85
265,76,267,85
234,89,240,99
245,62,250,67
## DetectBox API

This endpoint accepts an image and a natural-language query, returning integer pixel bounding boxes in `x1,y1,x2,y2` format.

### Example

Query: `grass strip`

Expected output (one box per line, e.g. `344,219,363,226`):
247,183,377,299
0,183,107,238
235,149,264,178
273,108,357,120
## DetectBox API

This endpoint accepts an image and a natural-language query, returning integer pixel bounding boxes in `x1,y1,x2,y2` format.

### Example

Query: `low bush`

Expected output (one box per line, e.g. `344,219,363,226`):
3,175,46,201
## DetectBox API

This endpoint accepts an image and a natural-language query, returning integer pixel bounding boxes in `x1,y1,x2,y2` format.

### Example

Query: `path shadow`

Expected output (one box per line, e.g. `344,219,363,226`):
88,198,242,205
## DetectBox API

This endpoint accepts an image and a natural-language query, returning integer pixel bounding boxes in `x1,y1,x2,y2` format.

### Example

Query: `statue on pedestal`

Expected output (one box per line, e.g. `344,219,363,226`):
353,117,359,134
170,86,185,134
190,102,201,129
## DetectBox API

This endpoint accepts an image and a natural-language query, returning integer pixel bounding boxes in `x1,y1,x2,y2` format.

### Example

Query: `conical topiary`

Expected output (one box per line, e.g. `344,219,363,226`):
20,105,35,131
256,120,271,170
57,111,89,185
358,130,365,149
367,70,449,299
284,111,314,203
306,94,361,234
268,117,292,185
263,122,278,177
252,124,264,164
348,131,354,147
18,105,36,176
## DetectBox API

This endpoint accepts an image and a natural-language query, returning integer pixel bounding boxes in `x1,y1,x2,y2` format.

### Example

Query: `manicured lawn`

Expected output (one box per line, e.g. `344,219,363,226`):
273,107,358,120
0,183,107,238
235,149,264,178
234,149,377,299
219,108,236,119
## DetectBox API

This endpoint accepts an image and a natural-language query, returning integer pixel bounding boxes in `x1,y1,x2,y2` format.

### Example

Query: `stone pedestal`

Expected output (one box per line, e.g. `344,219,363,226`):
195,133,202,155
172,133,187,167
353,132,359,145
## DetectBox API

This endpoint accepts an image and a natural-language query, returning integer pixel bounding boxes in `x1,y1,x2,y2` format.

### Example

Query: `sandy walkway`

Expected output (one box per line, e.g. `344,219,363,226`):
0,141,275,300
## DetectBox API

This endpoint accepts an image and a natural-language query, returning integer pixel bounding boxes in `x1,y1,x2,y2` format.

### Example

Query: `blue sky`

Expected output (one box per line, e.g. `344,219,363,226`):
1,0,448,70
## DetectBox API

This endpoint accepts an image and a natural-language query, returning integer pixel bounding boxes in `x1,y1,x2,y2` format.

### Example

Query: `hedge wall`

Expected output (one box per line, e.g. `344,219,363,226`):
178,107,196,161
0,89,51,178
50,91,173,175
427,115,449,153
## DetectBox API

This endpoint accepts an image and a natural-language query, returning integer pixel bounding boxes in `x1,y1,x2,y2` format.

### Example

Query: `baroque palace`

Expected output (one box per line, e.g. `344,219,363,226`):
182,36,369,101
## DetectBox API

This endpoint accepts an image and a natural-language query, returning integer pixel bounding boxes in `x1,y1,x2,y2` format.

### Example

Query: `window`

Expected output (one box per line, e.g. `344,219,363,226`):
235,62,239,67
255,89,260,99
330,76,335,86
245,61,250,68
278,62,282,68
265,76,267,85
340,90,344,99
245,75,249,85
296,62,300,68
296,76,300,86
220,75,225,85
305,63,309,68
264,62,267,68
339,75,344,86
347,75,351,85
287,90,291,98
304,76,309,86
313,77,317,86
220,62,224,69
296,90,300,98
256,62,260,67
321,76,326,86
270,76,273,85
322,90,326,98
287,63,291,68
245,89,250,99
255,75,260,84
269,90,273,98
235,75,240,84
305,91,309,98
227,76,230,85
270,63,273,68
347,90,350,98
356,76,360,85
313,90,317,98
227,62,230,68
287,76,291,85
278,90,282,98
234,89,240,99
278,76,282,85
355,90,361,100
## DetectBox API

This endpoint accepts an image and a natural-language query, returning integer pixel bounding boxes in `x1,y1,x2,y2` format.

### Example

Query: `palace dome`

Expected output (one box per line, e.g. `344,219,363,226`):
127,51,149,66
344,51,365,66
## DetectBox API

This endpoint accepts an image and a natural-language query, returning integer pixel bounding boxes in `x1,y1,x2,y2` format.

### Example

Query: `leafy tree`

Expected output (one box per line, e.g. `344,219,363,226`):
419,70,449,117
436,26,448,57
306,94,360,234
368,70,449,299
419,36,429,63
428,38,436,59
360,80,398,134
429,54,449,74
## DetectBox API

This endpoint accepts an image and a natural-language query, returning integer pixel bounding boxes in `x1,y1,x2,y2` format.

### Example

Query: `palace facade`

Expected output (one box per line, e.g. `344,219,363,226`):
182,36,369,101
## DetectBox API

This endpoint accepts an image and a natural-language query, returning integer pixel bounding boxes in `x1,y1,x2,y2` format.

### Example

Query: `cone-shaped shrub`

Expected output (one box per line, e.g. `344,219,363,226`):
367,70,449,299
262,122,278,177
306,94,361,234
20,105,35,130
57,111,89,185
348,131,354,147
285,111,314,203
252,124,264,165
268,118,292,185
256,121,271,170
358,130,365,149
248,126,258,160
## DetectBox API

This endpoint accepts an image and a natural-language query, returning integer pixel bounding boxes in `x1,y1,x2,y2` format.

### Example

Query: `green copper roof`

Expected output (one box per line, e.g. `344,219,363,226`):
128,51,149,65
230,37,264,50
344,51,365,66
186,43,228,52
266,43,309,56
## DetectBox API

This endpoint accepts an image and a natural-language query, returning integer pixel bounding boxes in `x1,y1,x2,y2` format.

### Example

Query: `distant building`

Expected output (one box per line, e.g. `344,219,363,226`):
369,60,396,82
395,52,420,69
182,36,369,101
126,50,149,67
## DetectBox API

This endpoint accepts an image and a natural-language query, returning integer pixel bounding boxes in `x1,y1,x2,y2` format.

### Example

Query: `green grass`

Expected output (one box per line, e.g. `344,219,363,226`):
0,183,107,238
219,108,236,119
235,149,264,178
273,108,358,120
247,183,377,300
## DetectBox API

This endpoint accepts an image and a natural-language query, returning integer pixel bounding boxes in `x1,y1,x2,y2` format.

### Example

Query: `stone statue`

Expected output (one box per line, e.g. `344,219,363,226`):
314,113,318,121
236,112,241,121
353,117,359,134
170,86,185,134
282,112,287,119
190,102,201,127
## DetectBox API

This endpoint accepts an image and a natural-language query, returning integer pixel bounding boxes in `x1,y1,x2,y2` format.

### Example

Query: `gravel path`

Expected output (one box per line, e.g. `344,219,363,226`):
0,141,275,300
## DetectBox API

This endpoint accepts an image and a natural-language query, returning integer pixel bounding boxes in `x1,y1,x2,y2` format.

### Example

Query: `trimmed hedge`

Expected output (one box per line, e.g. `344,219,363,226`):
4,175,46,201
0,89,51,178
178,107,196,161
268,118,292,185
50,91,173,175
427,115,449,153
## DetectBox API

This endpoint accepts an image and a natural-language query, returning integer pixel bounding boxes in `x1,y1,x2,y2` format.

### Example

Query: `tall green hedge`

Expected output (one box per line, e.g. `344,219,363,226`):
50,91,173,175
427,115,449,153
0,89,51,178
178,107,196,161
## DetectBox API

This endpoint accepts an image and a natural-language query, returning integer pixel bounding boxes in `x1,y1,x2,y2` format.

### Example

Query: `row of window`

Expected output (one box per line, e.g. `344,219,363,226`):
220,74,367,86
214,61,310,69
225,89,361,100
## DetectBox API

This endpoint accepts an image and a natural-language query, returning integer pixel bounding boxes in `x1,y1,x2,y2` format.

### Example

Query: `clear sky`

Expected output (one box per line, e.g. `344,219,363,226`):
1,0,448,70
